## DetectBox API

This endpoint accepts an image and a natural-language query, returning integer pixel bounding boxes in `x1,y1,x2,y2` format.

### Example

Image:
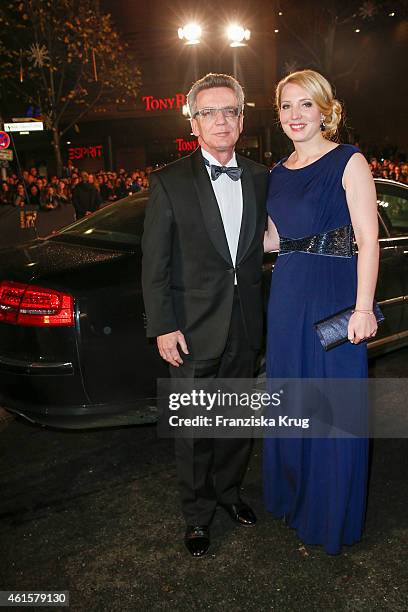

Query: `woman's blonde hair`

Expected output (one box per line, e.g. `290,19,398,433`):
276,69,343,139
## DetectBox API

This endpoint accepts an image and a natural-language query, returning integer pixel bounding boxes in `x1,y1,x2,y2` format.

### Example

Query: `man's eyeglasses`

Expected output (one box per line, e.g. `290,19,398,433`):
192,106,242,121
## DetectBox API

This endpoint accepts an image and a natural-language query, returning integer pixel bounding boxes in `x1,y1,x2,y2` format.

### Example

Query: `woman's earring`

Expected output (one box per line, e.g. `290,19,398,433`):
320,116,326,132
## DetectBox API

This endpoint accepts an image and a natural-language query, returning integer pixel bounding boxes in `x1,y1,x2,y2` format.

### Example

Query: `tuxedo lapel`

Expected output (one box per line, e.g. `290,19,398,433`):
190,148,232,265
236,154,257,265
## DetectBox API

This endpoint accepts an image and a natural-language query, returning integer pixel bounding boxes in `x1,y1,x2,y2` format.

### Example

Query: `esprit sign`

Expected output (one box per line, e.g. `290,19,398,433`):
176,138,198,152
68,145,103,160
142,93,186,112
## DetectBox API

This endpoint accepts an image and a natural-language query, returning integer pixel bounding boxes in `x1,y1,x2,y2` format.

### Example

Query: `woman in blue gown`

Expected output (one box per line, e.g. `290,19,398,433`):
263,70,379,555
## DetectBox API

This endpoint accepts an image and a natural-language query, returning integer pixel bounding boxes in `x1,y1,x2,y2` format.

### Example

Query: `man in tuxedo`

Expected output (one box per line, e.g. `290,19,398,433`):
142,73,269,557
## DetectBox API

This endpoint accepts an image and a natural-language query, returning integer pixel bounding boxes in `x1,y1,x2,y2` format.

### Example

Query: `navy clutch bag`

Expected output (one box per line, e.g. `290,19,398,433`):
315,303,385,351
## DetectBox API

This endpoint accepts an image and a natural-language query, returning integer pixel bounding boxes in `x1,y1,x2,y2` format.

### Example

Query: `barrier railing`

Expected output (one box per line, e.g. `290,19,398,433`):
0,204,76,249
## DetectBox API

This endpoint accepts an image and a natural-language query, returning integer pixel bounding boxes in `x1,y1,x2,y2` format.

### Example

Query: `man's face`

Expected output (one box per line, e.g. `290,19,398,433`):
191,87,243,160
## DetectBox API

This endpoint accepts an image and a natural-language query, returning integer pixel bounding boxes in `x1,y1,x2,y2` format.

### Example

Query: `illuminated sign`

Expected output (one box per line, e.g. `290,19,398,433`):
4,121,44,132
68,145,103,160
142,93,186,112
176,138,198,152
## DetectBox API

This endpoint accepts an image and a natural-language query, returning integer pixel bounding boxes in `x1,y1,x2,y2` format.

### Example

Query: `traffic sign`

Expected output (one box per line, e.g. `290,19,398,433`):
0,131,10,149
4,121,44,132
0,149,13,161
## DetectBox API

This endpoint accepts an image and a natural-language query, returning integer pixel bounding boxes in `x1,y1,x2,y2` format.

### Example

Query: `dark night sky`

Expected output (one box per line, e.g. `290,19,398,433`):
103,0,408,150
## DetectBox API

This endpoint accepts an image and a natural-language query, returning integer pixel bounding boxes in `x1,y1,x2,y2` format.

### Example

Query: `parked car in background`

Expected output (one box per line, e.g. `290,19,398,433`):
0,179,407,429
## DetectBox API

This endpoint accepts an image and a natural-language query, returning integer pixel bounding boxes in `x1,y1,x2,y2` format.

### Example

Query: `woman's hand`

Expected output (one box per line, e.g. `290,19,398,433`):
348,311,378,344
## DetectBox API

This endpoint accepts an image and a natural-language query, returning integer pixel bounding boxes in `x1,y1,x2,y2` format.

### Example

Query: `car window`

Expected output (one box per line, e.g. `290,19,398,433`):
56,195,148,246
376,187,408,237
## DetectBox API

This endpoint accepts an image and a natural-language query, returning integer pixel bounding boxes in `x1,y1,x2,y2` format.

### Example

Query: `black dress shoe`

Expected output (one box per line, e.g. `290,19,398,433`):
184,525,210,558
220,500,257,526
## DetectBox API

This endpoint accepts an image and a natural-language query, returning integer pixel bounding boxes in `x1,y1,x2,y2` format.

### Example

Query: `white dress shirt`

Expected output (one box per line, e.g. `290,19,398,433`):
201,148,243,283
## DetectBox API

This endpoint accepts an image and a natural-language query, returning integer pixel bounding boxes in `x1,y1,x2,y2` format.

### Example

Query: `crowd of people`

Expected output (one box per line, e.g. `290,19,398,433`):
367,157,408,182
1,154,407,220
0,162,152,219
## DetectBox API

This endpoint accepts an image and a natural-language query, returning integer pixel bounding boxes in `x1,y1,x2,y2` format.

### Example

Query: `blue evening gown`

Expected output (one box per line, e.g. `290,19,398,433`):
263,144,369,555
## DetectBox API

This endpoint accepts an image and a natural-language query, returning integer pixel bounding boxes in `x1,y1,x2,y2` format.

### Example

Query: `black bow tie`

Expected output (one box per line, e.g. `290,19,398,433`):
204,158,243,181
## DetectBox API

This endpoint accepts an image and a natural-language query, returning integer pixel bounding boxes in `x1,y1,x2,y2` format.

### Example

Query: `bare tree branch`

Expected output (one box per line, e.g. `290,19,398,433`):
61,87,103,136
0,0,141,174
55,64,86,124
334,53,364,79
281,17,321,66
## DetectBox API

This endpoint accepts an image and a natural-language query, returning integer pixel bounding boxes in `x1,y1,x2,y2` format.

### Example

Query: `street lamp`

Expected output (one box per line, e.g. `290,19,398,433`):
178,23,202,45
226,24,250,78
226,24,251,47
178,23,202,81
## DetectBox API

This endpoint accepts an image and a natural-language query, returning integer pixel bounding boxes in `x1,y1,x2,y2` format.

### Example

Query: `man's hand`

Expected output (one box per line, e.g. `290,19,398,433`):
157,330,189,367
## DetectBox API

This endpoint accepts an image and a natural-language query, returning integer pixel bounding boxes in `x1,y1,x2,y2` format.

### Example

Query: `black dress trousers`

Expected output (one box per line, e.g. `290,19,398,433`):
170,288,257,526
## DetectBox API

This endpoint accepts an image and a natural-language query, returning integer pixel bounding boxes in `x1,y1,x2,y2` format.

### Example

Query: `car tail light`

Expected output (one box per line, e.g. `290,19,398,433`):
0,281,74,327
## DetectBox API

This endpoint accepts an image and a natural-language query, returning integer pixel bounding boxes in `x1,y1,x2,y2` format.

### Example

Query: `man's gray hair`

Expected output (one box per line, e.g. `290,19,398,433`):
187,73,245,117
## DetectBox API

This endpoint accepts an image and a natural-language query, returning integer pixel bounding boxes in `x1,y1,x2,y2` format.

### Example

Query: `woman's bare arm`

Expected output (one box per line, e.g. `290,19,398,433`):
264,215,280,252
343,152,380,343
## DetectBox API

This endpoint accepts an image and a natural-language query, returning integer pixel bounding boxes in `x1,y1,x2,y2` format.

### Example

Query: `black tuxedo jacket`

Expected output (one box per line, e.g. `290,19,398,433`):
141,147,269,360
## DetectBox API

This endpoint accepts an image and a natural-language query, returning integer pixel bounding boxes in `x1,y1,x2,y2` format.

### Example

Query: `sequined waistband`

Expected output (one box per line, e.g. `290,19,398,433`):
279,224,356,258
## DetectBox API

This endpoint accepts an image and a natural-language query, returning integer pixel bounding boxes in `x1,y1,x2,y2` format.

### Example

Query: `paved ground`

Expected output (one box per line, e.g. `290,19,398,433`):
0,349,408,611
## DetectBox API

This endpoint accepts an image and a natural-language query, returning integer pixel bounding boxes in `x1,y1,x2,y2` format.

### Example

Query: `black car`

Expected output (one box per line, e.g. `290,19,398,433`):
0,179,407,428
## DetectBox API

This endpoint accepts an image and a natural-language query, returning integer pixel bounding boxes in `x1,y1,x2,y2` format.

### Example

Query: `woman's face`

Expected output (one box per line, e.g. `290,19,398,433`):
17,185,25,195
279,82,322,144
